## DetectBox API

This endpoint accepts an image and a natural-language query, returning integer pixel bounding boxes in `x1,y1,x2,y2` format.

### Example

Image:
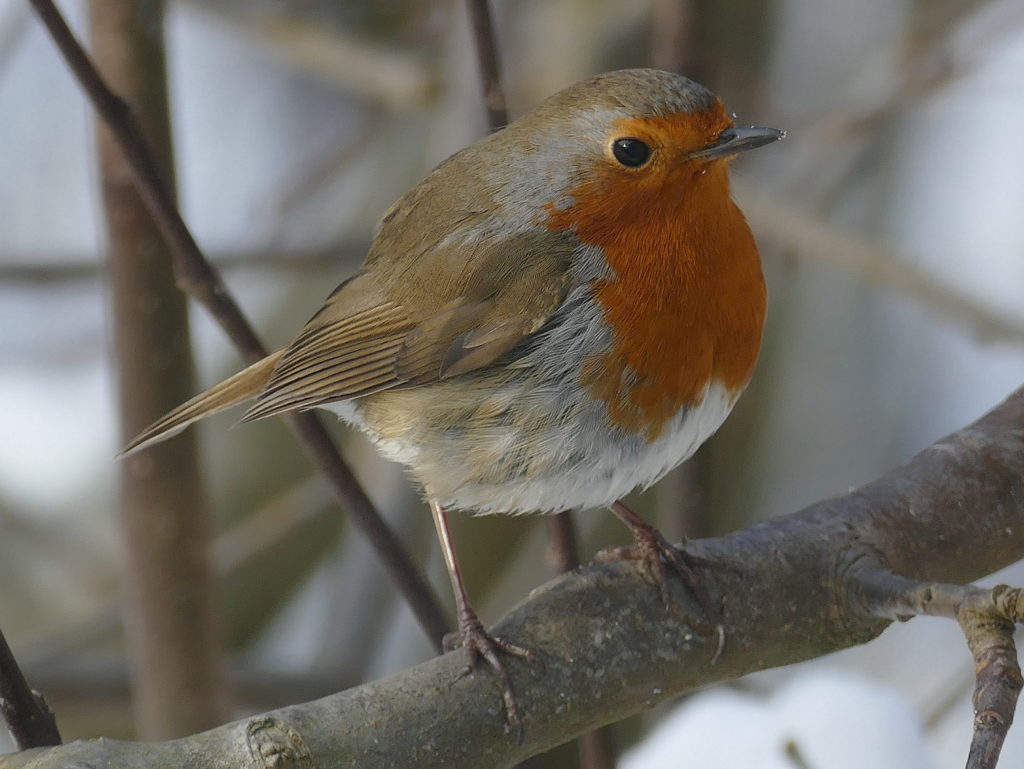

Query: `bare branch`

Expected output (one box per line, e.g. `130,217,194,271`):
853,571,1024,769
464,0,508,130
0,242,368,283
26,0,449,649
964,588,1024,769
4,384,1022,769
0,626,60,749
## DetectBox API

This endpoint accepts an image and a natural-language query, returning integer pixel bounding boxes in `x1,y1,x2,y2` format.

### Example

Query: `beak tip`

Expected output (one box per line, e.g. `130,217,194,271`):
743,126,786,146
693,124,785,160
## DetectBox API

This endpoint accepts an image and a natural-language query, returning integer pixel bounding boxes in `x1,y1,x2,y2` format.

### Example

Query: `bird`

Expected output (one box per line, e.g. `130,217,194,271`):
124,68,783,727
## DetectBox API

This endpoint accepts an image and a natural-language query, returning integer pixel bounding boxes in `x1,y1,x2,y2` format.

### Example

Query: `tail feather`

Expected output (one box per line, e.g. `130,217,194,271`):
121,350,284,457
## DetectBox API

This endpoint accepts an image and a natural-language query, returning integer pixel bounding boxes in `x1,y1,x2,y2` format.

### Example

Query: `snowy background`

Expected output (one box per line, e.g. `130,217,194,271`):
1,0,1024,766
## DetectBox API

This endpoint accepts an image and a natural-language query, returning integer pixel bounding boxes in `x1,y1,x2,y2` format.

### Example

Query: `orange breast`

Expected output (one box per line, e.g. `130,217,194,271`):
546,151,766,440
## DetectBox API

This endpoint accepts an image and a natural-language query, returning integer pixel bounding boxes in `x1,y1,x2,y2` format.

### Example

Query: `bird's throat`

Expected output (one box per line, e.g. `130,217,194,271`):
546,162,766,439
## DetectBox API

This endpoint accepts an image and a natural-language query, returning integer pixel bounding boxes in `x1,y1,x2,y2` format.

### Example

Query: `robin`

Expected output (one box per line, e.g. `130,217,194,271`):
125,68,783,726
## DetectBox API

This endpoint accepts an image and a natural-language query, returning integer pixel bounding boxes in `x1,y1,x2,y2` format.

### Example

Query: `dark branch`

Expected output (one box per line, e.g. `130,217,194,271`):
26,0,449,649
464,0,508,130
545,514,581,574
0,626,61,750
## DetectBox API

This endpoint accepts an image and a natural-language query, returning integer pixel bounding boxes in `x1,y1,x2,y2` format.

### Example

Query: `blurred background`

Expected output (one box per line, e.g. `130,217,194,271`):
1,0,1023,766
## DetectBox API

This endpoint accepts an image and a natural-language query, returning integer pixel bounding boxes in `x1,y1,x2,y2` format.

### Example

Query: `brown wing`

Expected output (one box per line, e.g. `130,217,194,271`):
240,229,576,422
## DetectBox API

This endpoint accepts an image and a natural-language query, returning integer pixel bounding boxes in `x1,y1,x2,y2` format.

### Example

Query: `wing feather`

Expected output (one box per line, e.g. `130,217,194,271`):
241,230,579,423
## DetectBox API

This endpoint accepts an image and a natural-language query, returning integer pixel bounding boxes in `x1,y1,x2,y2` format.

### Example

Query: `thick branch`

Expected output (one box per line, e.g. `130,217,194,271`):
5,384,1022,769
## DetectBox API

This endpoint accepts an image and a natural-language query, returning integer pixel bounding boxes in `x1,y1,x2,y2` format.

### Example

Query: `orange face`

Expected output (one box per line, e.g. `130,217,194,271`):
545,101,767,440
605,99,736,174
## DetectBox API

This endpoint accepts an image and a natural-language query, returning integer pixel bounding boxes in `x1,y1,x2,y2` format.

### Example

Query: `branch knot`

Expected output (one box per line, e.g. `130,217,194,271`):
244,717,312,769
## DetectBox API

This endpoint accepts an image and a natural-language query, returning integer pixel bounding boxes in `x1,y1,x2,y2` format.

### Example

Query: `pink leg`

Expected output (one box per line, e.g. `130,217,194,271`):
430,500,533,728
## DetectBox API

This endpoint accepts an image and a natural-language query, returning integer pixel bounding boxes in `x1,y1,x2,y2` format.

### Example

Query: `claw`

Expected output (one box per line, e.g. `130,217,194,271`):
608,500,726,660
430,499,535,735
448,612,533,737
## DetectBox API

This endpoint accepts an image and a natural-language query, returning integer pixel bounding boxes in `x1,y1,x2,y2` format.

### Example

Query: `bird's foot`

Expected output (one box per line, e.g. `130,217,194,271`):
602,501,726,661
444,609,534,734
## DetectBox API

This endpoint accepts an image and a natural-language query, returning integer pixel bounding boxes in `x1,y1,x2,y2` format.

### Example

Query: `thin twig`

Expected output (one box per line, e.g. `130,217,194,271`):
854,571,1024,769
650,0,695,74
29,0,266,360
921,630,1024,732
463,0,508,129
0,242,368,283
962,590,1022,769
26,0,448,650
545,514,581,575
578,727,617,769
783,740,816,769
0,624,61,749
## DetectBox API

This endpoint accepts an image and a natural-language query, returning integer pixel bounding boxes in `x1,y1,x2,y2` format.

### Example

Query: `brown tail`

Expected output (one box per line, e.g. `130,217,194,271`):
121,350,284,457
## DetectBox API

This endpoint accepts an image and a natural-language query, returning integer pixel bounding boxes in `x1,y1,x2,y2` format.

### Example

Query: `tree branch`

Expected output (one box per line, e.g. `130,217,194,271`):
0,625,60,750
5,384,1022,768
852,572,1024,768
464,0,507,129
26,0,449,649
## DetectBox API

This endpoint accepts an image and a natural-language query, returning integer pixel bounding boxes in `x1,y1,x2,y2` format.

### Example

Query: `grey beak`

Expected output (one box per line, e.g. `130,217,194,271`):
691,125,785,160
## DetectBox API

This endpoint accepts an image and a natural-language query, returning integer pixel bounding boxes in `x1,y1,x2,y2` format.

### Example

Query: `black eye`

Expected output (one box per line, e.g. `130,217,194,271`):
611,137,651,168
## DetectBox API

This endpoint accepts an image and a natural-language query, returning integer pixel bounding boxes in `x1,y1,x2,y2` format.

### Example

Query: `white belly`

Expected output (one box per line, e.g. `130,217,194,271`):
323,279,742,514
324,378,736,515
